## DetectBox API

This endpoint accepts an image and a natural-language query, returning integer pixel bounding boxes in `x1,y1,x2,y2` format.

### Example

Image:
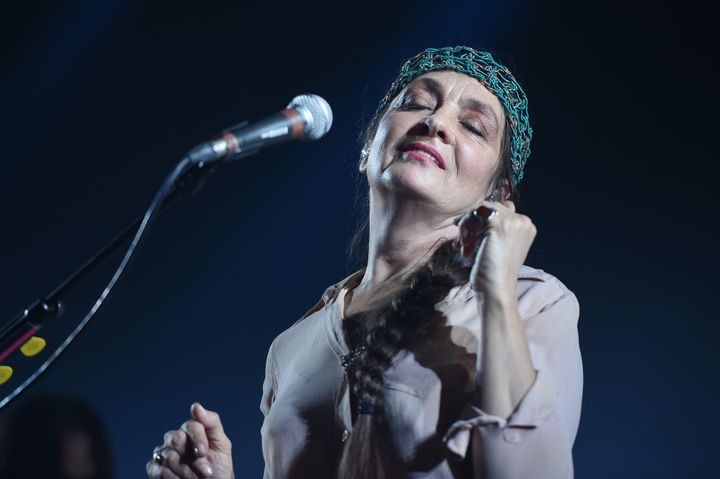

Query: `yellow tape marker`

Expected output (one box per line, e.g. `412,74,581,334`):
20,336,46,357
0,366,13,385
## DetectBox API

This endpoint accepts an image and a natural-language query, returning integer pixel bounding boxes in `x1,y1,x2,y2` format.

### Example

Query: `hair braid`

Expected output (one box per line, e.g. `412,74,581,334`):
338,240,472,479
339,56,518,477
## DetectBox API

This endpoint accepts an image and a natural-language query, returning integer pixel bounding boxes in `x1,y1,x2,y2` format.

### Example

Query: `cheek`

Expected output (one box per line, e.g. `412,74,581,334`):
366,118,400,172
455,145,498,193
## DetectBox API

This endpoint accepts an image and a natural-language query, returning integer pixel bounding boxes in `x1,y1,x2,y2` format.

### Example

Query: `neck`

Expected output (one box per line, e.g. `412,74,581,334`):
352,192,459,304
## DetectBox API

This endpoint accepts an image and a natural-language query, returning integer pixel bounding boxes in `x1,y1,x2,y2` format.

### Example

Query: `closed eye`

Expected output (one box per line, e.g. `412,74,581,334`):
398,101,432,111
462,121,485,137
397,92,435,111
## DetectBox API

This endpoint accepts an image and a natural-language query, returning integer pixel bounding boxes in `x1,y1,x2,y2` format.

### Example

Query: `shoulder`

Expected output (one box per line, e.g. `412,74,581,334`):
515,265,580,332
267,301,326,362
452,264,579,323
265,275,350,361
455,264,576,303
518,265,577,304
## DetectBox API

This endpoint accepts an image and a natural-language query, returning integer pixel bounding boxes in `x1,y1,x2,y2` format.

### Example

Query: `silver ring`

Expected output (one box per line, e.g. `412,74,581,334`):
152,451,165,466
473,205,498,222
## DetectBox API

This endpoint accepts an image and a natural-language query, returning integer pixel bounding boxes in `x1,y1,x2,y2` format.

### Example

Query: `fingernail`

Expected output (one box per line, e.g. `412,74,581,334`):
201,464,213,477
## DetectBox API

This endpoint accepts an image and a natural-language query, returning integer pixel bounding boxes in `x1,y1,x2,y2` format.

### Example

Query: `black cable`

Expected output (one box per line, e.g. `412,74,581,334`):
0,157,194,410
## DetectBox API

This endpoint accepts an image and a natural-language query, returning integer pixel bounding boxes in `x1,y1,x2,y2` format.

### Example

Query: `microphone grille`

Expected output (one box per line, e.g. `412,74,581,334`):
288,94,333,141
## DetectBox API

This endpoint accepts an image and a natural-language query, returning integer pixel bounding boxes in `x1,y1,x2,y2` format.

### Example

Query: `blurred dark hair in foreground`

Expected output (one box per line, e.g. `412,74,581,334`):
0,394,114,479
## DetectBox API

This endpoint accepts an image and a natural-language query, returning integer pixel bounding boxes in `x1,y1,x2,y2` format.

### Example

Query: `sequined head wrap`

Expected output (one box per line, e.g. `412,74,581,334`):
374,46,533,185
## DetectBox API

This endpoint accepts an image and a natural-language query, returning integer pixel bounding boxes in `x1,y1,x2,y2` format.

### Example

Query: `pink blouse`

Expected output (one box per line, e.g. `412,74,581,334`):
260,265,582,478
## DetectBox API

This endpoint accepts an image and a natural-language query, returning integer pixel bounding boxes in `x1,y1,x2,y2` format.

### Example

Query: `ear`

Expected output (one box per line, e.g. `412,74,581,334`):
487,178,511,202
358,149,369,174
497,178,512,201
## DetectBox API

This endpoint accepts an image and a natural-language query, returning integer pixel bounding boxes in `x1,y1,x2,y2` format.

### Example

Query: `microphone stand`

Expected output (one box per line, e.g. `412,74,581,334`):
0,161,207,348
0,146,256,410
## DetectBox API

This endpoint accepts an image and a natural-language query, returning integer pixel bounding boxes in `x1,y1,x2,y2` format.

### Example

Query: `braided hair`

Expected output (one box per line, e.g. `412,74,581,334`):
339,239,473,478
337,113,515,478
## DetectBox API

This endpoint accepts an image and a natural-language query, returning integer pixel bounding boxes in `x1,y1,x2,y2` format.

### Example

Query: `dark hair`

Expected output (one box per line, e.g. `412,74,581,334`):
338,95,517,478
0,394,115,479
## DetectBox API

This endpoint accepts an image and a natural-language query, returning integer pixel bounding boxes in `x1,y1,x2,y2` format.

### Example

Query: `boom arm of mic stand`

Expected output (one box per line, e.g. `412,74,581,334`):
0,158,217,370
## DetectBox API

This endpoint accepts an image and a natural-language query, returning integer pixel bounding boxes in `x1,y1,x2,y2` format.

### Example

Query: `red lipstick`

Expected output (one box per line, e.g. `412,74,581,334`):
400,142,446,170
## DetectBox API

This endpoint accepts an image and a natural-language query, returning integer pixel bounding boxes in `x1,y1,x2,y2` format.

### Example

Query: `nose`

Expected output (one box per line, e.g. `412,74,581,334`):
418,110,452,144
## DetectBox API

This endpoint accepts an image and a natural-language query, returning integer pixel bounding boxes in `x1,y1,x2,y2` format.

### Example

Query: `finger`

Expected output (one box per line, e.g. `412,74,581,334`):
147,461,181,479
149,445,206,479
163,448,200,479
191,403,231,453
181,420,214,478
148,449,185,479
181,420,209,457
500,200,516,212
163,430,189,456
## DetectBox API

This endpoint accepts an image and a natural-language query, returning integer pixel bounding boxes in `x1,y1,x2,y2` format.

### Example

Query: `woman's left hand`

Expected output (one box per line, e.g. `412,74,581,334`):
453,200,537,296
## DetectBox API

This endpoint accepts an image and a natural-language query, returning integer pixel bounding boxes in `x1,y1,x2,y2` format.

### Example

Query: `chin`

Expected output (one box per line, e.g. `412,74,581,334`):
377,162,444,201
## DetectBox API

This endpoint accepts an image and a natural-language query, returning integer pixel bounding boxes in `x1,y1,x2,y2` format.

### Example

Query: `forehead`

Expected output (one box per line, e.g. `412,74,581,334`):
404,70,504,117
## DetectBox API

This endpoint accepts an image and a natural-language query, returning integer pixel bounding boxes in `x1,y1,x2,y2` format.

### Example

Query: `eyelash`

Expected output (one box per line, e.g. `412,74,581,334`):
399,99,486,138
461,121,484,137
399,100,431,111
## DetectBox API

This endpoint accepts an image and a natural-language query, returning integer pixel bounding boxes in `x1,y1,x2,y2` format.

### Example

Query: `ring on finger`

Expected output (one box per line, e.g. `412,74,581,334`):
473,205,498,222
152,450,166,466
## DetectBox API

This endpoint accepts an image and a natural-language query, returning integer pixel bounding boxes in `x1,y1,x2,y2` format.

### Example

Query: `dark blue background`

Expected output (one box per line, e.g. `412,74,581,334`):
1,0,717,477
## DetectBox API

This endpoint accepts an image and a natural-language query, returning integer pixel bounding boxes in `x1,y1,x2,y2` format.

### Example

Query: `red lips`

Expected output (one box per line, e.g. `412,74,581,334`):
400,142,446,170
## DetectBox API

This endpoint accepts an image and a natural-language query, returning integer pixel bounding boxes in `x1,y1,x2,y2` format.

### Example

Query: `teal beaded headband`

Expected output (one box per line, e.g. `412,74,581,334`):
375,46,533,185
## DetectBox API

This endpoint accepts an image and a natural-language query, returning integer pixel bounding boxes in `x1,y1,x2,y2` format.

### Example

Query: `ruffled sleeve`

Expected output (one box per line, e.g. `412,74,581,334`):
443,278,582,479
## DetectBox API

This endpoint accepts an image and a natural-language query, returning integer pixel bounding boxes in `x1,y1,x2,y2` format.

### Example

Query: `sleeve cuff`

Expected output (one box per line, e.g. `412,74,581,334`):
442,368,559,459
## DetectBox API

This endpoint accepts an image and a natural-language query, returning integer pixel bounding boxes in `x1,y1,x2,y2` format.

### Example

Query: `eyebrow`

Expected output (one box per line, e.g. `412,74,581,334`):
408,77,501,134
463,98,500,133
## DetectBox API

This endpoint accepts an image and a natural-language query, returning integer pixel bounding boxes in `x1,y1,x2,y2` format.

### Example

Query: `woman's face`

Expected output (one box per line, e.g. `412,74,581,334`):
361,70,506,216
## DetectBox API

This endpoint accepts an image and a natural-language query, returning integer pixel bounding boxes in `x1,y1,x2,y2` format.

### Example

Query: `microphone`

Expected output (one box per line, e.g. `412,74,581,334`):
185,94,333,164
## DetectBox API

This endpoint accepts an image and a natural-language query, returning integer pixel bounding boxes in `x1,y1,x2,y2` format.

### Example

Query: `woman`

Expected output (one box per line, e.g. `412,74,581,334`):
147,46,583,479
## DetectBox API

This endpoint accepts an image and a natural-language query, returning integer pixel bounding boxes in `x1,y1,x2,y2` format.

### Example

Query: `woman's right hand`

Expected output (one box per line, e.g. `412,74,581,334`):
146,402,234,479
